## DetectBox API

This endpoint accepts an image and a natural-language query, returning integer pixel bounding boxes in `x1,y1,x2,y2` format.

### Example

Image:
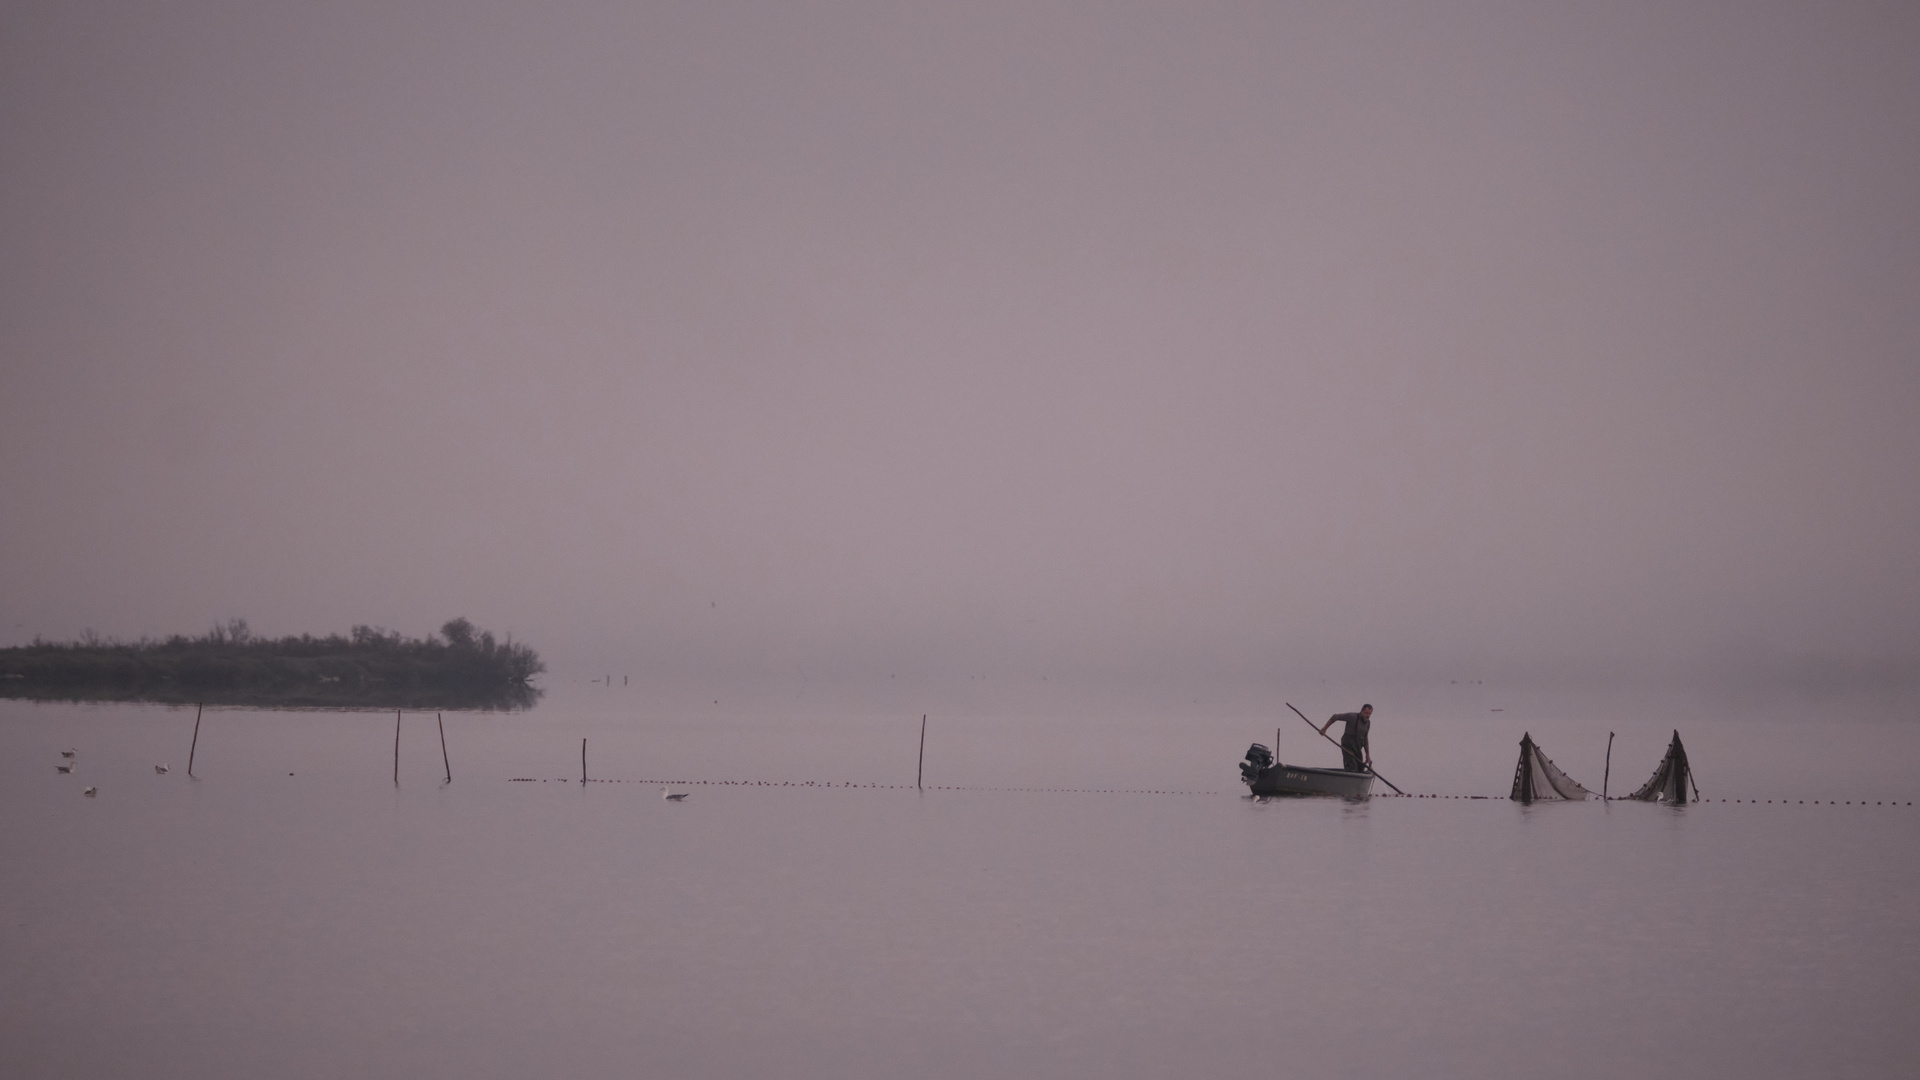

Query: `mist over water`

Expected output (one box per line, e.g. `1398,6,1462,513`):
3,1,1919,699
4,3,1919,1075
5,684,1917,1078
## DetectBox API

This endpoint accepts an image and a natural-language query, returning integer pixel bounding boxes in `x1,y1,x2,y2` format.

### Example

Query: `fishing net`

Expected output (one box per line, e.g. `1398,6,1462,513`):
1509,733,1593,802
1624,730,1694,803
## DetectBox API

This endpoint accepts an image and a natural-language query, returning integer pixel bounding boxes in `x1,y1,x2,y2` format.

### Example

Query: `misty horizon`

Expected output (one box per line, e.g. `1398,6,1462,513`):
4,2,1917,704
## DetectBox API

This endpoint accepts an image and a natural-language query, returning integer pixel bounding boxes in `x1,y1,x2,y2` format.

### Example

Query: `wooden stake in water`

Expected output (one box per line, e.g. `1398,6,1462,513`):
581,738,587,785
188,703,203,777
1603,731,1615,800
916,714,927,791
438,712,451,783
393,710,401,786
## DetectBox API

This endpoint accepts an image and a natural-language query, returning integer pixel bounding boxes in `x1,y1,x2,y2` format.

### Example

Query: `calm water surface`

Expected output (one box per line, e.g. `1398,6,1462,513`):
4,684,1916,1078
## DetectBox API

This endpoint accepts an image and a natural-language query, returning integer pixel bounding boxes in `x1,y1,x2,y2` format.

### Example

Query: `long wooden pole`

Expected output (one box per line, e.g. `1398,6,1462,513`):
1603,731,1614,800
581,738,587,785
916,715,927,791
393,710,401,785
1283,703,1405,795
188,703,203,777
438,712,451,783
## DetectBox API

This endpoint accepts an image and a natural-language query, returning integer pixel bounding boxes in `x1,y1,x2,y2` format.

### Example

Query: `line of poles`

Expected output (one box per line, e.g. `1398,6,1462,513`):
185,704,452,784
183,709,934,788
182,711,1911,807
393,710,454,784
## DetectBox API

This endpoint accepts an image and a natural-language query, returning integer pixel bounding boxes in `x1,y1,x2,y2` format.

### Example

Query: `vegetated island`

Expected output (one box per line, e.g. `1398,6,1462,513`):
0,618,544,710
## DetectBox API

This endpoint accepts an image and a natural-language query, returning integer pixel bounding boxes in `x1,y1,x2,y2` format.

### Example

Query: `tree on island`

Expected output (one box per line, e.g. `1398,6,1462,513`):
0,618,545,710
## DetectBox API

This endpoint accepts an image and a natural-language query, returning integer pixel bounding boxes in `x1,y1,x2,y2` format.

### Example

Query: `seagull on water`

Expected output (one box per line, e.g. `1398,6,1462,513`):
663,789,689,801
84,787,98,797
56,762,74,774
155,764,169,774
61,748,77,759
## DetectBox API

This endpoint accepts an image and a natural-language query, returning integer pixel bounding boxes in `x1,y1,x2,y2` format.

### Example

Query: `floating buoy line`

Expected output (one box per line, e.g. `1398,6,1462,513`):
499,778,1911,805
164,711,1910,805
508,778,1223,795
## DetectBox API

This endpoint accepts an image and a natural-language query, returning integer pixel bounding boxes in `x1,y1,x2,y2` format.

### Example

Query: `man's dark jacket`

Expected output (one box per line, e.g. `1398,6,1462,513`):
1329,712,1370,768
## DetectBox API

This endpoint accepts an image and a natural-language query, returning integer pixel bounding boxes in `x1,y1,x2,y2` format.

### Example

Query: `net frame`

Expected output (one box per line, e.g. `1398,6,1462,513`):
1509,732,1593,802
1625,730,1693,803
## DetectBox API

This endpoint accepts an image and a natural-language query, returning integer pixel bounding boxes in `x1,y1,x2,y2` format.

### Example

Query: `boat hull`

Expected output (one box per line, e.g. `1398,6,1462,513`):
1247,762,1375,798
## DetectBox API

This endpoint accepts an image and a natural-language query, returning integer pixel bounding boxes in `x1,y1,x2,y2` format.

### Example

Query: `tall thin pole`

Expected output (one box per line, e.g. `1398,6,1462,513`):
394,710,401,785
1603,731,1614,800
916,715,927,791
438,712,451,783
188,703,203,777
581,738,587,785
1681,733,1701,802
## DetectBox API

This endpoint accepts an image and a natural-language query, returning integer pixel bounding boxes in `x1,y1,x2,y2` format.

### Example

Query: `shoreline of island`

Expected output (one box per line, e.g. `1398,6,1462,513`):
0,618,544,711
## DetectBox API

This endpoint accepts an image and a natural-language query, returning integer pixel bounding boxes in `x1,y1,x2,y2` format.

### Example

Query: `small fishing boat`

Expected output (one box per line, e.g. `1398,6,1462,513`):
1239,744,1374,797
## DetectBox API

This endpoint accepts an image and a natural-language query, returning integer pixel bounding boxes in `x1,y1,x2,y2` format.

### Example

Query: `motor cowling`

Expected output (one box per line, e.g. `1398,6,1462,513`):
1240,742,1273,782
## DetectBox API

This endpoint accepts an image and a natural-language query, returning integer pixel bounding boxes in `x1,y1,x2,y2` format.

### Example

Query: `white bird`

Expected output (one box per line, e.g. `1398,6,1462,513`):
56,763,74,774
83,786,98,797
61,748,77,759
663,789,689,801
155,764,169,774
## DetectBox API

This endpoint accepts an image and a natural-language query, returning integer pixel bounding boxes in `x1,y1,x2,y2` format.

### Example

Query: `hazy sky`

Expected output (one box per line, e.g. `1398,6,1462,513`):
3,1,1917,696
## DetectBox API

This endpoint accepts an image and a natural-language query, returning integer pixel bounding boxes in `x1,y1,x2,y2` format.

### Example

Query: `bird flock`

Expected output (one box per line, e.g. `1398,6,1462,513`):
51,747,170,798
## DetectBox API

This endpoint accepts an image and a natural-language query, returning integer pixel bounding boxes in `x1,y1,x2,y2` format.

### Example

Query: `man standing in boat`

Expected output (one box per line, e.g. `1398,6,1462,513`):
1320,704,1373,773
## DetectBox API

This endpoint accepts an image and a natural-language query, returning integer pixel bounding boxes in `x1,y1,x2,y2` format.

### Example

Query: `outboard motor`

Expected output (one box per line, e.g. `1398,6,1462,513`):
1240,742,1273,783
